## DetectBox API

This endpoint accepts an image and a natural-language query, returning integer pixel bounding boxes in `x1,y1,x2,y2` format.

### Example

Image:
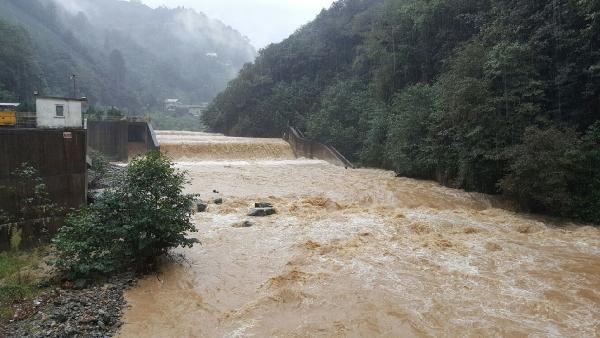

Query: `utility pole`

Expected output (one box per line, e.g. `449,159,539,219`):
70,74,77,98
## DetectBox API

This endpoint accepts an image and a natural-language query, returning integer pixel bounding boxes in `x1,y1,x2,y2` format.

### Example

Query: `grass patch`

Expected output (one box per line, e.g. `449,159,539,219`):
0,284,39,303
0,253,26,280
0,247,54,322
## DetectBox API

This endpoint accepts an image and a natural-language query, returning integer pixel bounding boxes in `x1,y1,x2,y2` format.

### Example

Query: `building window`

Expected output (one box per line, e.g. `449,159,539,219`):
56,105,64,117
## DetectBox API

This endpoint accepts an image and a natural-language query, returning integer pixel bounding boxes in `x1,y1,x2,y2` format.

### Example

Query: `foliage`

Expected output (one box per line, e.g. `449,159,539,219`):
85,106,124,120
385,84,437,178
0,20,41,101
87,149,109,189
0,164,58,228
145,111,206,132
0,83,16,102
499,126,582,215
0,0,255,112
0,247,53,322
52,151,198,279
205,0,600,223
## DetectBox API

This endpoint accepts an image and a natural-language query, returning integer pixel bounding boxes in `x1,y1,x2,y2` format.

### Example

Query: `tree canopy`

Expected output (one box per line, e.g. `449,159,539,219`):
204,0,600,223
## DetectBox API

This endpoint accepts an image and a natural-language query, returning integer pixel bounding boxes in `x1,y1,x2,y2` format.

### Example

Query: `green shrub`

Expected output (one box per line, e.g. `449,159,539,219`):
0,164,57,249
499,124,600,223
52,151,198,279
87,149,109,189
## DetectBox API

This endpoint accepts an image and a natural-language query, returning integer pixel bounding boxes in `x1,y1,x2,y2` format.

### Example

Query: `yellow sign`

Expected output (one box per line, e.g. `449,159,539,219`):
0,111,17,126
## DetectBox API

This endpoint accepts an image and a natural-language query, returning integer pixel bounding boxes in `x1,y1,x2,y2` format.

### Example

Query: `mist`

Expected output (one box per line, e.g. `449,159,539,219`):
140,0,336,49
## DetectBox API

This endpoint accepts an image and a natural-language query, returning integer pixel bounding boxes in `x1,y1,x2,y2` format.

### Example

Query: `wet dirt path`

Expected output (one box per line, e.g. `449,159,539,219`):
119,131,600,337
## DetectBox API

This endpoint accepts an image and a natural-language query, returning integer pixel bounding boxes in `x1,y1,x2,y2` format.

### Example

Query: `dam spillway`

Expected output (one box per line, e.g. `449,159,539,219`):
119,131,600,337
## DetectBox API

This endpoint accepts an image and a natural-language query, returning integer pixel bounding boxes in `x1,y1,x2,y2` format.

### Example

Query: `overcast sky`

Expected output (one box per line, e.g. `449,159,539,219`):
140,0,336,49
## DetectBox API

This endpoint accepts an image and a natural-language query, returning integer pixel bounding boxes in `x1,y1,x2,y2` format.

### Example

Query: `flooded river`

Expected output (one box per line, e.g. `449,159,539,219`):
119,131,600,337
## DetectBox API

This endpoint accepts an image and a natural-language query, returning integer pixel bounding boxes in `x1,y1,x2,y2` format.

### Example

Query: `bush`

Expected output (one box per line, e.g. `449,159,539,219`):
499,126,582,215
0,164,58,227
385,84,437,178
87,149,109,189
52,151,198,279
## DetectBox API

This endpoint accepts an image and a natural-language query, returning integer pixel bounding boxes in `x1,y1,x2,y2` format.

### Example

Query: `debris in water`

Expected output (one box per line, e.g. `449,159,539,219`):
463,227,480,234
485,242,503,251
248,207,277,217
232,221,255,228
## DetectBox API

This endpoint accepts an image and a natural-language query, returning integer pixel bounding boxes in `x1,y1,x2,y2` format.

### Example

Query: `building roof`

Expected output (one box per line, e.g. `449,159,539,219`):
36,96,88,102
0,103,20,107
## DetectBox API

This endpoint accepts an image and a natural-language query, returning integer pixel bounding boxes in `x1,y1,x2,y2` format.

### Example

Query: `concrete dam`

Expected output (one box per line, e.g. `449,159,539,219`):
118,131,600,337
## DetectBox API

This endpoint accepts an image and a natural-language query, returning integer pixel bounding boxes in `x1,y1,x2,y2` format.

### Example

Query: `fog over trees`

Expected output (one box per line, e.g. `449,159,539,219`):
0,0,256,112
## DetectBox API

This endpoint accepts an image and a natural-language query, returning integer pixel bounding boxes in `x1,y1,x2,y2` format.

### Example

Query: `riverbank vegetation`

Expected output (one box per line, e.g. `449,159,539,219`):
1,152,194,335
204,0,600,223
145,111,206,132
53,151,198,279
0,247,54,324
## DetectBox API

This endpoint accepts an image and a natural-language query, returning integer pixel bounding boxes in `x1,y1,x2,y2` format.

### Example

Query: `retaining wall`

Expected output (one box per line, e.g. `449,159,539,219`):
0,128,87,250
283,127,354,168
87,120,159,161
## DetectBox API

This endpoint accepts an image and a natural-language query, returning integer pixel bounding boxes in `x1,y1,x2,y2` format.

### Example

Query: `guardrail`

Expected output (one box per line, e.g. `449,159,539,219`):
283,126,354,168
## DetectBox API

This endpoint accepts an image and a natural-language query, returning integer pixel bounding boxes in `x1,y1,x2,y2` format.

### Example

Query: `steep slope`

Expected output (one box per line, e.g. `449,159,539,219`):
204,0,600,222
0,0,255,111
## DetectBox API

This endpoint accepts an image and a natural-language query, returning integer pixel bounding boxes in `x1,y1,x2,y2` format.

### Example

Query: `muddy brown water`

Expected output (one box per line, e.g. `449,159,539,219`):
119,131,600,337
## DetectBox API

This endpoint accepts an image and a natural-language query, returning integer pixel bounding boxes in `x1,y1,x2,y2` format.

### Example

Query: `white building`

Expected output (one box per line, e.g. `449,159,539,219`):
35,96,86,129
165,99,179,112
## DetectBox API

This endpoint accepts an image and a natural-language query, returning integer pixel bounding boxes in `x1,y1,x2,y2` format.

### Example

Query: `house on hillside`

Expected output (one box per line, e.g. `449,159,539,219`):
164,98,208,116
35,95,87,129
165,99,179,112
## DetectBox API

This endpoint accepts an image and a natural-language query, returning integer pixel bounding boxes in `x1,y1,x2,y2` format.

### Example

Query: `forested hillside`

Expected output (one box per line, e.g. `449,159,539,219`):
205,0,600,222
0,0,255,111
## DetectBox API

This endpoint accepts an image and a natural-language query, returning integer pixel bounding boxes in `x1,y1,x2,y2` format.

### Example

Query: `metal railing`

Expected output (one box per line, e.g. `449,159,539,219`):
16,112,37,128
283,126,354,168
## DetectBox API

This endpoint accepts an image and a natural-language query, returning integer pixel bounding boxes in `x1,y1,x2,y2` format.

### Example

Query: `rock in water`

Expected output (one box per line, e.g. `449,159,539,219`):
194,199,208,212
248,207,277,217
214,198,223,205
232,220,255,228
255,202,273,208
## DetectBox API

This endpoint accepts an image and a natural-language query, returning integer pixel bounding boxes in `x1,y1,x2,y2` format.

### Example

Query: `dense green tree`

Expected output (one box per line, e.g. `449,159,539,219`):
385,84,437,178
204,0,600,223
0,20,41,100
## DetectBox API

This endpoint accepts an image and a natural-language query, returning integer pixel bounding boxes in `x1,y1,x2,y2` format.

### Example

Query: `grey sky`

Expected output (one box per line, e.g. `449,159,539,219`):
140,0,336,49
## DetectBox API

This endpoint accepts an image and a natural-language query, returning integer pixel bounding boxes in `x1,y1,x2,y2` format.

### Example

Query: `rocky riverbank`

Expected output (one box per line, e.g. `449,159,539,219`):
3,274,135,337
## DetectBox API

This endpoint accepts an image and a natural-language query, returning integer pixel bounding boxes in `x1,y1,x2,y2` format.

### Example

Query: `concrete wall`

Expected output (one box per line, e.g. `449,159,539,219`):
87,120,159,161
87,120,129,160
36,97,83,129
283,127,354,168
0,128,87,250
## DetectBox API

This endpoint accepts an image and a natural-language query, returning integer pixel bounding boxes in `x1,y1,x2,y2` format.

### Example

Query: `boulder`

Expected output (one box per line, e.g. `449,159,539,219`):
248,207,277,217
214,198,223,205
255,202,273,208
194,199,208,212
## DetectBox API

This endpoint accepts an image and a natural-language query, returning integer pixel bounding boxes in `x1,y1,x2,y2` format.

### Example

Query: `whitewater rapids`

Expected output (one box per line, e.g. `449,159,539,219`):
118,131,600,337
